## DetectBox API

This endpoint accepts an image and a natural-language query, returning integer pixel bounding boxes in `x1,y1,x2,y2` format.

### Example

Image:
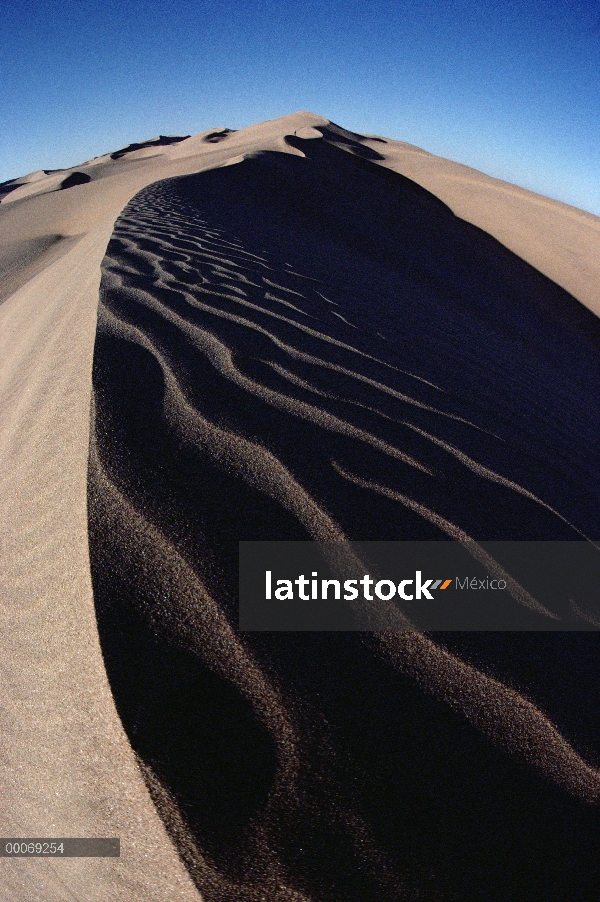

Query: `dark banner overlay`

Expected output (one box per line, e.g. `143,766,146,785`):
239,541,600,631
0,838,120,857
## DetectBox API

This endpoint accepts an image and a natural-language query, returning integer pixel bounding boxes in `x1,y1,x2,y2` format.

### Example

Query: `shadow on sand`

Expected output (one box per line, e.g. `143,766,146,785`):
89,132,600,901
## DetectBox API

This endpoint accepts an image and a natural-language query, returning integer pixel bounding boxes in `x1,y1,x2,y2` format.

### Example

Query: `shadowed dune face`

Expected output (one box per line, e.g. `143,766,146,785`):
59,171,91,189
0,177,23,201
202,129,232,144
109,134,190,160
89,135,600,900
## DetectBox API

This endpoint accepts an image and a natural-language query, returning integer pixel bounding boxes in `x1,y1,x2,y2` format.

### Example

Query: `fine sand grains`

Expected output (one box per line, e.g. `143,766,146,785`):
90,136,600,901
2,112,600,902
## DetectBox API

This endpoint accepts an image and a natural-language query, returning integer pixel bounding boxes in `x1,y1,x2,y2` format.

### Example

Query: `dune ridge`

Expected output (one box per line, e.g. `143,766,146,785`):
2,111,600,900
88,130,600,900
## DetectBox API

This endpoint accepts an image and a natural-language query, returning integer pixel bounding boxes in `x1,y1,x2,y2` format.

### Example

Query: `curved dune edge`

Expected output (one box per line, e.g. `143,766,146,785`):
0,112,336,902
0,225,202,902
89,137,600,900
2,112,600,900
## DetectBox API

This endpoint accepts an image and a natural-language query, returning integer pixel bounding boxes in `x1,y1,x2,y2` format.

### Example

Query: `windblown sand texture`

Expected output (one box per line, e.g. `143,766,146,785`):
2,113,600,901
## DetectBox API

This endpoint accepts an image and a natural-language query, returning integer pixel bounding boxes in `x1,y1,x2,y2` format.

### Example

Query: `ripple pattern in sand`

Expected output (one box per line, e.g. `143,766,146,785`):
89,146,600,901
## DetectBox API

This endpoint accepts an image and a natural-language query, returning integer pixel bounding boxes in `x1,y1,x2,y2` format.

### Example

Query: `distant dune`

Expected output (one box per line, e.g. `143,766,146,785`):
2,113,600,901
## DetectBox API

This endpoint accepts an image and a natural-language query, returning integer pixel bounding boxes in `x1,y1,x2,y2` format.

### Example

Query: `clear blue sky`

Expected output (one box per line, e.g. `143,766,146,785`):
1,0,599,215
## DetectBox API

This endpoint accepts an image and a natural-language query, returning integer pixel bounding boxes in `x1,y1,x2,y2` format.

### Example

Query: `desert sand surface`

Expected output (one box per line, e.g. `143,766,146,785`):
2,112,600,901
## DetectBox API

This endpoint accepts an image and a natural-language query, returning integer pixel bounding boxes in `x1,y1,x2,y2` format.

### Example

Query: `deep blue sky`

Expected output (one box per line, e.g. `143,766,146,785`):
1,0,599,215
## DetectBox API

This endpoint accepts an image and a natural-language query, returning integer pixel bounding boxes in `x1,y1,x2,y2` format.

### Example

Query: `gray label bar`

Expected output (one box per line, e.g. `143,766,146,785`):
239,541,600,630
0,839,120,857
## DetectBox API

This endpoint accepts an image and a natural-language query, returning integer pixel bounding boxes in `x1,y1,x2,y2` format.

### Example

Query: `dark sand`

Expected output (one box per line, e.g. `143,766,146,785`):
88,130,600,900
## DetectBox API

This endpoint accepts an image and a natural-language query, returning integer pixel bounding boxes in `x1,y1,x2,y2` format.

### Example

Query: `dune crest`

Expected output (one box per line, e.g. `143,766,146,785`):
89,133,600,899
2,112,600,900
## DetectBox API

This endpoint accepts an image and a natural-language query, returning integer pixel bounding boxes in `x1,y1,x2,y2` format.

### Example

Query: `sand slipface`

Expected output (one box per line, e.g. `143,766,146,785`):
2,112,600,901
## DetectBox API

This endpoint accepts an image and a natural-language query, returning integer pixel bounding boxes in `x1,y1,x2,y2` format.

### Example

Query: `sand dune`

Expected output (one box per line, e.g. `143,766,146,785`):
2,113,600,900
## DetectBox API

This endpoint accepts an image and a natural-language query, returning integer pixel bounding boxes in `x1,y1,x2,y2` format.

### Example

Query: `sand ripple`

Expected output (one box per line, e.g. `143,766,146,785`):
89,138,600,900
